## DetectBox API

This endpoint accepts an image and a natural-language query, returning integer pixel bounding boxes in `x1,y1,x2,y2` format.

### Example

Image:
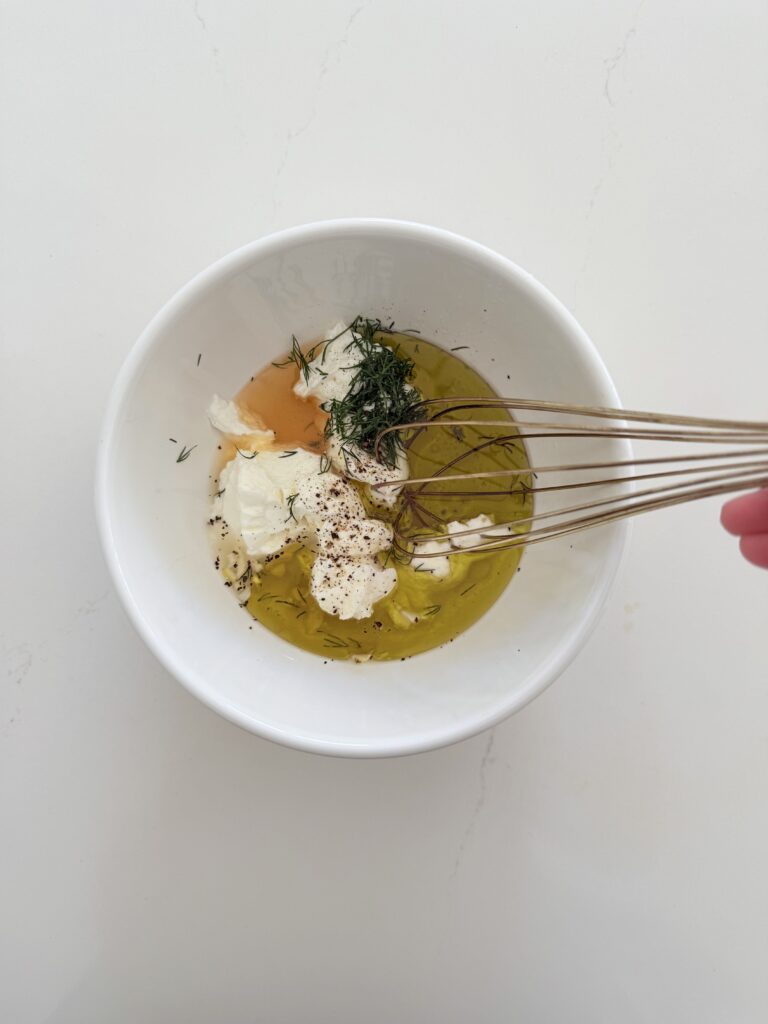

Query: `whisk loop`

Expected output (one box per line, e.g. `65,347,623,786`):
373,398,768,557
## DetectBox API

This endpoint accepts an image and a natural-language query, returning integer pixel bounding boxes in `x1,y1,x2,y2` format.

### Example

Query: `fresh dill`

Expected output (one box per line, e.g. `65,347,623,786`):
272,334,314,383
319,631,350,649
176,444,197,463
424,604,441,616
285,492,299,522
450,345,470,352
318,630,360,649
236,448,259,459
460,584,476,596
323,316,423,469
319,453,332,474
499,440,522,458
279,450,297,458
382,545,411,568
270,317,422,468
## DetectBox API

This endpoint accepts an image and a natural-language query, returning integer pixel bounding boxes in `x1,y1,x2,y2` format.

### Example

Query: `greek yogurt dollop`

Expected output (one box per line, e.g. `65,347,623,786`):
208,431,397,619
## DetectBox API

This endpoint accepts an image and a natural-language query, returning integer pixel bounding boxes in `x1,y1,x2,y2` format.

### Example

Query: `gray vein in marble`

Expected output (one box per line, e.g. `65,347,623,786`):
450,730,495,880
5,643,33,685
577,4,644,292
272,2,370,211
585,176,605,220
191,0,221,62
77,592,110,618
1,645,33,733
603,0,644,106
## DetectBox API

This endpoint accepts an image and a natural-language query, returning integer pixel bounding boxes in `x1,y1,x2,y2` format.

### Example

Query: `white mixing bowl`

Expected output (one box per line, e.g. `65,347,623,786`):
96,219,628,756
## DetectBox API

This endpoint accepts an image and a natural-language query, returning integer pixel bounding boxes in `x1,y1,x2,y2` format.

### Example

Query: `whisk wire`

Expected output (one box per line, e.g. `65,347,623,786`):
379,397,768,558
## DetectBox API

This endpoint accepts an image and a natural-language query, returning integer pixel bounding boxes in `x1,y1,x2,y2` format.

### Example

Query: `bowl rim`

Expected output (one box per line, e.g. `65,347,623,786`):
95,217,629,757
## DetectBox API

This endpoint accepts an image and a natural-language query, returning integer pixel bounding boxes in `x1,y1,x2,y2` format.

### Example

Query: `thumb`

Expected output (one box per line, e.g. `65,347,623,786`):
738,533,768,570
721,489,768,569
721,489,768,536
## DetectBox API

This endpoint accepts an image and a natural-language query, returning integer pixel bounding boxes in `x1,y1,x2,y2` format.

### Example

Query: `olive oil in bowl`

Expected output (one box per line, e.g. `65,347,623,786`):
222,332,533,661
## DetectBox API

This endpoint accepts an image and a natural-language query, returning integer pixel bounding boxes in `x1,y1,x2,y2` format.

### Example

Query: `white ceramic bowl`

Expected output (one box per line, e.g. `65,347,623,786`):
96,219,628,757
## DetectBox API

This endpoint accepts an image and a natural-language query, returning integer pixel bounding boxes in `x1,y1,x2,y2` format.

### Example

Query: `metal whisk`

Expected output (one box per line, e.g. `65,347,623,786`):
374,398,768,557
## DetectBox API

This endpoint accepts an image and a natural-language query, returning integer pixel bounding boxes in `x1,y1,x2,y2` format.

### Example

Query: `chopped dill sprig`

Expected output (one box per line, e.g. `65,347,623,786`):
279,450,297,458
176,444,197,463
236,448,258,460
424,604,441,616
271,334,314,383
460,584,476,596
271,317,422,468
319,453,332,474
382,545,411,568
318,630,361,650
285,492,299,522
318,631,350,649
272,329,338,380
323,316,423,469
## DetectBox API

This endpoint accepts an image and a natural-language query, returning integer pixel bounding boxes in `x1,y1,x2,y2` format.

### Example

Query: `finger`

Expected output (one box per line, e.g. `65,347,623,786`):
739,533,768,569
721,489,768,536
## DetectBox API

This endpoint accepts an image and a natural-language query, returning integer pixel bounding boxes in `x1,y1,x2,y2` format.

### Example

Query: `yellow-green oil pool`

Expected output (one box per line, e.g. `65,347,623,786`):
232,333,532,660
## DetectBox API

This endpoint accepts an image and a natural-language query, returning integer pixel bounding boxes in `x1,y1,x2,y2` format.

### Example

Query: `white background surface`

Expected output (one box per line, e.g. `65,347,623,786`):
1,1,767,1020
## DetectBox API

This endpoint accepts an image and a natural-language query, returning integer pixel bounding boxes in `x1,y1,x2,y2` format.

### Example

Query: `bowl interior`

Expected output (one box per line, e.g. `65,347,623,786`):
98,222,627,755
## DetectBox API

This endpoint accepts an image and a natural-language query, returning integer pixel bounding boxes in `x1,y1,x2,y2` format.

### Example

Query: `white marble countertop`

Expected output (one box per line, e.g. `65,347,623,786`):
2,2,767,1020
